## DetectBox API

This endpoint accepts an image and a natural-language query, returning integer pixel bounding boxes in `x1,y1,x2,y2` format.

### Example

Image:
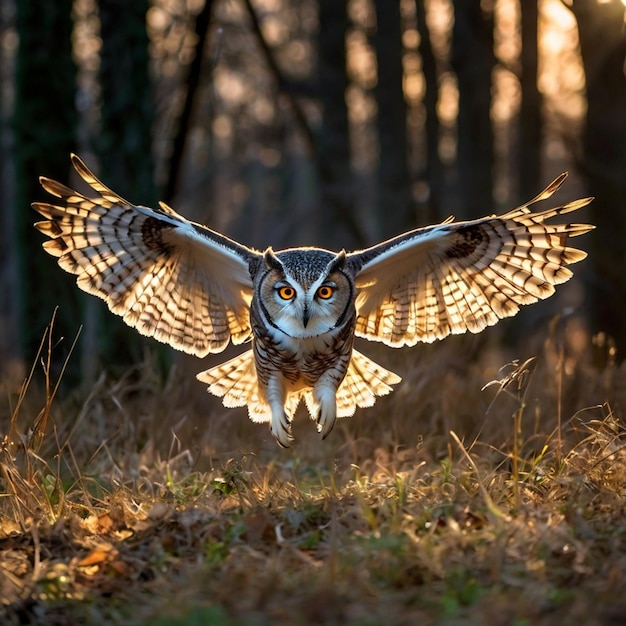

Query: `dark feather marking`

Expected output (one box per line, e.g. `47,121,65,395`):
445,225,489,259
141,217,174,254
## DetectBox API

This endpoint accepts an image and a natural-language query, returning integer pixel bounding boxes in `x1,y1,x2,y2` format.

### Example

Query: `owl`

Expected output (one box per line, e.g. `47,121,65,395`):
33,155,593,446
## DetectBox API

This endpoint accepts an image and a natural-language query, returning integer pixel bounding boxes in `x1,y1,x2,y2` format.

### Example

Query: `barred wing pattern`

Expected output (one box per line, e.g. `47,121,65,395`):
33,154,258,357
349,173,594,347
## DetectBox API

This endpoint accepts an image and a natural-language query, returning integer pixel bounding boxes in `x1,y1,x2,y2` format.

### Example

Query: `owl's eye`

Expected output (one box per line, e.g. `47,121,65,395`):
316,285,335,299
277,285,296,300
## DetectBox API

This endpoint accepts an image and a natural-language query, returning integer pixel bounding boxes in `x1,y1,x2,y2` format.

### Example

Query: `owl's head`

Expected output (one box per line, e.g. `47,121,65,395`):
256,248,354,339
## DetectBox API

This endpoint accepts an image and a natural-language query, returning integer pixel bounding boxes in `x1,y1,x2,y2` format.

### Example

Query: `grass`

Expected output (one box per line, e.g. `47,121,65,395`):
2,314,626,625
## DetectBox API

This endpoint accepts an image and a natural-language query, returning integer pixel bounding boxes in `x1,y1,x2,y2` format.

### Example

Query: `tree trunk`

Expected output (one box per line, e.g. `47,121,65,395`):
571,0,626,359
98,0,155,204
373,0,411,238
94,0,159,374
0,2,19,377
415,0,442,223
518,0,541,201
317,0,363,248
451,0,495,218
164,0,214,205
14,0,79,377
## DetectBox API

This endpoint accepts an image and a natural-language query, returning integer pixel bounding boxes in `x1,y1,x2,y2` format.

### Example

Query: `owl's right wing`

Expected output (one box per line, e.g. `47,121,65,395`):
347,173,594,347
34,154,261,357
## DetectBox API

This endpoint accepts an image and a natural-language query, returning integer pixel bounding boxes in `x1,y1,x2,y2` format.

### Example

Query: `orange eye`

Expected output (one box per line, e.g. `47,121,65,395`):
316,285,335,299
278,286,296,300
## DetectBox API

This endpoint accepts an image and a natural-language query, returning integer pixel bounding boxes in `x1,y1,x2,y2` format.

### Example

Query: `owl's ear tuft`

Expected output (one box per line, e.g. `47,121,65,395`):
263,247,284,272
326,250,347,275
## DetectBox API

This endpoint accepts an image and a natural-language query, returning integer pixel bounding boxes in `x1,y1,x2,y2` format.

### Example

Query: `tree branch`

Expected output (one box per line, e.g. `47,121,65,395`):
164,0,214,204
242,0,318,158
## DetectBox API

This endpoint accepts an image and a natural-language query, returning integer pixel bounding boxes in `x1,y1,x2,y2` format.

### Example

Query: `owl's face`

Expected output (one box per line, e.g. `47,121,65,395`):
256,248,354,339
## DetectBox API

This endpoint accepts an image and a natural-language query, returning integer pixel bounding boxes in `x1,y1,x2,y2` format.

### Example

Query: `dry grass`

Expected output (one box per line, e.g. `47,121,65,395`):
2,314,626,625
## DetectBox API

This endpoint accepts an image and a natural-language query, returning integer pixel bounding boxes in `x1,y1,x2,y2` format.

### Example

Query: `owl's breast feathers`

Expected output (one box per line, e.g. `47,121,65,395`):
250,302,356,391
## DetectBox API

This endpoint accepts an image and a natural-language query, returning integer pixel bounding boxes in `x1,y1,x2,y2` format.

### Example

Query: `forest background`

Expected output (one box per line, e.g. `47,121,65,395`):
1,1,626,624
1,0,625,381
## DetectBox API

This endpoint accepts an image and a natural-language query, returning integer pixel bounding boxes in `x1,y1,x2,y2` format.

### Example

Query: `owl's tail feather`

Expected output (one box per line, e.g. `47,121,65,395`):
303,350,402,421
198,350,268,423
198,348,401,427
196,350,302,424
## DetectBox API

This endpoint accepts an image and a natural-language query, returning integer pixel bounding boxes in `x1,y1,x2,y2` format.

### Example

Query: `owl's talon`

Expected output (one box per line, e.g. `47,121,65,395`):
317,410,336,440
271,417,294,448
275,433,293,448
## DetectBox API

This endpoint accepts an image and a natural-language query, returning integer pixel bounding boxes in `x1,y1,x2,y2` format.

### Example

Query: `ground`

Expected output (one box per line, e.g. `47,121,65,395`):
2,322,626,625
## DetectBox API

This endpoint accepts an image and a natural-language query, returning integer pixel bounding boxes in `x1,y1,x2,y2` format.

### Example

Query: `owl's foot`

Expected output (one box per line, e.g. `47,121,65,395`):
316,403,337,440
271,412,294,447
313,385,338,440
317,410,336,439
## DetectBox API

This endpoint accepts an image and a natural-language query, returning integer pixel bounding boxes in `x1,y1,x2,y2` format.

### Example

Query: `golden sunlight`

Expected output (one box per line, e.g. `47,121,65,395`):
539,0,586,119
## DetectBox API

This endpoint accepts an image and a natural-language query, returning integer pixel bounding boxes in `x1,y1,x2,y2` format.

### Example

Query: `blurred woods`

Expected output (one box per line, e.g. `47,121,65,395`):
0,0,624,384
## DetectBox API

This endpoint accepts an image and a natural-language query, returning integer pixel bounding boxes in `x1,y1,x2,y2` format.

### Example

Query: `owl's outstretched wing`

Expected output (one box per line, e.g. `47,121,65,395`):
348,173,594,347
34,154,261,357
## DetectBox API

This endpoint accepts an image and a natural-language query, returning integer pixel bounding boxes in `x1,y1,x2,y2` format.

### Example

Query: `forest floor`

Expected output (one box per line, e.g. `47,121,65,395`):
2,322,626,625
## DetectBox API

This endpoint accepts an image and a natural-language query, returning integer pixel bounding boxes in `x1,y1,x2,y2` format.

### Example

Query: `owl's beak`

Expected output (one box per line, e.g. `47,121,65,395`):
302,305,310,328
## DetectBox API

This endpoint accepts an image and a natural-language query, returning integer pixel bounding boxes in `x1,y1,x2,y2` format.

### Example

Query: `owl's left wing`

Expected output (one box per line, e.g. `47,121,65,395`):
34,154,261,357
347,173,594,347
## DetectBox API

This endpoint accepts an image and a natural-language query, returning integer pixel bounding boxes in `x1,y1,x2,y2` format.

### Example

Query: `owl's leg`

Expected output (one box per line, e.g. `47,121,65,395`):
266,376,293,447
313,379,339,440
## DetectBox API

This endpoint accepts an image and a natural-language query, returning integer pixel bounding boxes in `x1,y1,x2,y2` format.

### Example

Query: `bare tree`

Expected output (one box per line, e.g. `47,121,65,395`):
317,0,364,247
14,0,79,376
373,0,411,238
415,0,442,223
451,0,495,218
0,2,19,373
518,0,541,201
94,0,158,372
165,0,214,205
570,0,626,358
98,0,155,204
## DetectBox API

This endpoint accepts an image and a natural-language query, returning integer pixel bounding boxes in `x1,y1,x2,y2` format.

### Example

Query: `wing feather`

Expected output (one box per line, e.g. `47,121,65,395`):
34,154,261,357
301,350,401,420
197,351,306,424
348,173,594,347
